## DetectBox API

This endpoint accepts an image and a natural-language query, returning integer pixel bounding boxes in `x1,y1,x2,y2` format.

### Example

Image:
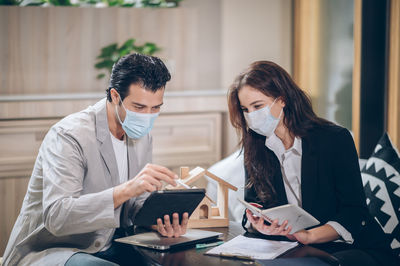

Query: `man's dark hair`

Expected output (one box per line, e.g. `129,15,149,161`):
106,53,171,102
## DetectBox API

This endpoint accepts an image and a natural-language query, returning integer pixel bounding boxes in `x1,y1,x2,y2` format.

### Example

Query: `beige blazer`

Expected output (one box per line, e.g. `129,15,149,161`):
3,99,152,266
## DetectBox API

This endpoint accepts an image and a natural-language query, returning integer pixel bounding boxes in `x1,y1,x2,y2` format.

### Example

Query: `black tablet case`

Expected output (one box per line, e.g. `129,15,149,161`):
133,189,206,226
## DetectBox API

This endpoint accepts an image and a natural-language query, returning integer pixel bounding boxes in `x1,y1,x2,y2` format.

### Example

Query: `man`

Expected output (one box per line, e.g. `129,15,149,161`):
3,53,188,265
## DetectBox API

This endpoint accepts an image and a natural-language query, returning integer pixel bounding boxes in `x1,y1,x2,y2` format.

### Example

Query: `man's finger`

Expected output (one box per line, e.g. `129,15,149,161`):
147,164,178,180
172,213,180,237
181,212,189,235
164,215,173,237
143,182,157,193
146,168,177,186
142,175,163,190
157,218,167,236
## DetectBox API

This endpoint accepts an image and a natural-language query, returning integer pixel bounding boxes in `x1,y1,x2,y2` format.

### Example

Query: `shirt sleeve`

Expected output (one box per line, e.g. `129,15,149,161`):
41,127,120,237
327,221,354,244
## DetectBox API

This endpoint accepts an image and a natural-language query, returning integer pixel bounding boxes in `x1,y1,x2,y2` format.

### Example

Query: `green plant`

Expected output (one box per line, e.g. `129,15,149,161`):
2,0,183,7
95,38,161,79
0,0,23,4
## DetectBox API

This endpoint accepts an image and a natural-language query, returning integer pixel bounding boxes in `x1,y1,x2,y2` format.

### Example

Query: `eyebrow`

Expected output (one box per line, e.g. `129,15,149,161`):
249,100,264,106
240,100,265,110
131,101,164,108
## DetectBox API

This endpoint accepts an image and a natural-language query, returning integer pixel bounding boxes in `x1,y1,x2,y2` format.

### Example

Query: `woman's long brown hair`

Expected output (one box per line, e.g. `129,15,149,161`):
228,61,332,206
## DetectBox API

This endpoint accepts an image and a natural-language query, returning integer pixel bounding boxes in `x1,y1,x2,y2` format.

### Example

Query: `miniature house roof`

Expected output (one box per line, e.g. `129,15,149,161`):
181,167,238,192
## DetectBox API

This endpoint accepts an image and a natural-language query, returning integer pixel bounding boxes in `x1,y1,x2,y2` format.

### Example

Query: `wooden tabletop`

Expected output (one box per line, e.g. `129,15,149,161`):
133,222,340,266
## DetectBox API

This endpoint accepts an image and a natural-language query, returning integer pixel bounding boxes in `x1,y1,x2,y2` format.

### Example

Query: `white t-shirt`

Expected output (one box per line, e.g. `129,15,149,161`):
102,132,128,251
110,132,128,184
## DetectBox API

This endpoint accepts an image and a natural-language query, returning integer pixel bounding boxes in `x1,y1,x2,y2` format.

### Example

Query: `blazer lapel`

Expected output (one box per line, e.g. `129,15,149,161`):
265,148,288,206
272,161,289,205
95,100,120,187
301,134,318,211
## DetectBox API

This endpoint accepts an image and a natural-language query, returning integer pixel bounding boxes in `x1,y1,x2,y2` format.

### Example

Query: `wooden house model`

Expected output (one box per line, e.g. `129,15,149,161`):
168,166,237,228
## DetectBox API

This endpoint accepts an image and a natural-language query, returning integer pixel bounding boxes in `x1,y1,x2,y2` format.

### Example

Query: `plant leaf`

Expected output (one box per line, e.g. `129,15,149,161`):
141,42,161,55
118,38,135,51
96,73,106,79
95,59,114,70
98,43,118,58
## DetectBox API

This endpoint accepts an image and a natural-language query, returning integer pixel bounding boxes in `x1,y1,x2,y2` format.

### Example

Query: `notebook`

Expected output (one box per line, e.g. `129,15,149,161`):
114,229,223,250
205,235,298,260
238,198,320,233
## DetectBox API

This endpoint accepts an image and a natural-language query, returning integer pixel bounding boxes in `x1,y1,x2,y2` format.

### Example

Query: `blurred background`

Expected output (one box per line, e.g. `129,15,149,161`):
0,0,399,255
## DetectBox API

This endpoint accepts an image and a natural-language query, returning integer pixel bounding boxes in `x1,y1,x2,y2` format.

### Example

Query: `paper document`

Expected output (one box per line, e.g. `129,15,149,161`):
205,235,298,260
238,198,320,233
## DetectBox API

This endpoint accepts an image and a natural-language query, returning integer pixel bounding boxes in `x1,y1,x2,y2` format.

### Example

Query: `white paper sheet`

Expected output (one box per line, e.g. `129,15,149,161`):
205,235,298,260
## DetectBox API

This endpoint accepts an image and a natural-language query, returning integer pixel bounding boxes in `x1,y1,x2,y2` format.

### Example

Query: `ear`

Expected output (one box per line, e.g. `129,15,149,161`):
277,97,286,108
110,88,120,105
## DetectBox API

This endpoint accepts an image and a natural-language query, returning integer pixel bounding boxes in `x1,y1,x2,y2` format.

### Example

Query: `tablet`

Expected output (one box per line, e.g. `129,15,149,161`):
133,189,206,226
115,229,222,250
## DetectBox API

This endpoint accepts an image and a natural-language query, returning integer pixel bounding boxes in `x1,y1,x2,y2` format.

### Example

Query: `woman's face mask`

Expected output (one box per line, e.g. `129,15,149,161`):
243,98,282,137
115,95,159,139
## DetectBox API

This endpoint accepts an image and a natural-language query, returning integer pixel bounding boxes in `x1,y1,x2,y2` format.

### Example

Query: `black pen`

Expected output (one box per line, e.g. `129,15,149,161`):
204,252,254,261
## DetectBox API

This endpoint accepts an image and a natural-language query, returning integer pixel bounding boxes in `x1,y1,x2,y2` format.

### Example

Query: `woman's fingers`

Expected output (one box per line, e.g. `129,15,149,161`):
246,209,290,236
270,219,279,229
282,225,292,236
275,220,288,234
246,210,257,224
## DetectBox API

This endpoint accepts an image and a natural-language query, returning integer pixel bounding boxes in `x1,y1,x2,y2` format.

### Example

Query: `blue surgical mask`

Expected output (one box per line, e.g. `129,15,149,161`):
243,98,282,138
115,98,159,139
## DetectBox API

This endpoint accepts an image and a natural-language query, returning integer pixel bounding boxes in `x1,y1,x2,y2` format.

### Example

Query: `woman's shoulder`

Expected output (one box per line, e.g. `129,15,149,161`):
308,122,349,137
305,123,353,145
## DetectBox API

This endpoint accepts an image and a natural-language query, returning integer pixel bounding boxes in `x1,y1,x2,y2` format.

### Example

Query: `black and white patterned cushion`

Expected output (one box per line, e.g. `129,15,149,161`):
361,132,400,256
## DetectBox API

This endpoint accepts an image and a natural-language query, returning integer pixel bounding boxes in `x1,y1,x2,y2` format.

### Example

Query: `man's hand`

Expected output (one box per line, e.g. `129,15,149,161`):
113,163,178,208
153,212,189,238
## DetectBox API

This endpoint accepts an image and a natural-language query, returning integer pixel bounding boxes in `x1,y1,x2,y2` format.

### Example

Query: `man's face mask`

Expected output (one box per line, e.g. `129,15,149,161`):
243,98,282,138
115,94,159,139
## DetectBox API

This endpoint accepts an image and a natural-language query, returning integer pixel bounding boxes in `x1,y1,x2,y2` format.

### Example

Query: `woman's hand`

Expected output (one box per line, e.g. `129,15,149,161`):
153,212,189,238
247,209,313,244
286,230,313,244
289,224,339,244
246,209,292,236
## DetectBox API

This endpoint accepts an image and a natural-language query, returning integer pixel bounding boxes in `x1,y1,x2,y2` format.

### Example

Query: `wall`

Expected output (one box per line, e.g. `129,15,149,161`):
0,0,293,255
221,0,293,89
220,0,293,154
0,4,220,93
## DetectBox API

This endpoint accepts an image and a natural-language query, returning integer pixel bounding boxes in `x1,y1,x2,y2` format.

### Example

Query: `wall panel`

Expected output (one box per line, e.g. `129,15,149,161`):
0,6,218,93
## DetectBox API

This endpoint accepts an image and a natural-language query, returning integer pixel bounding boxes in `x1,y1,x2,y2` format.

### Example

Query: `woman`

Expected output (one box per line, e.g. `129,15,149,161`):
228,61,397,265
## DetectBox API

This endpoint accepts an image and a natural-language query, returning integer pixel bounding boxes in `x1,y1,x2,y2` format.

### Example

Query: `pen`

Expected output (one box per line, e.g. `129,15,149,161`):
204,252,254,261
176,179,191,189
219,253,254,261
196,241,224,249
